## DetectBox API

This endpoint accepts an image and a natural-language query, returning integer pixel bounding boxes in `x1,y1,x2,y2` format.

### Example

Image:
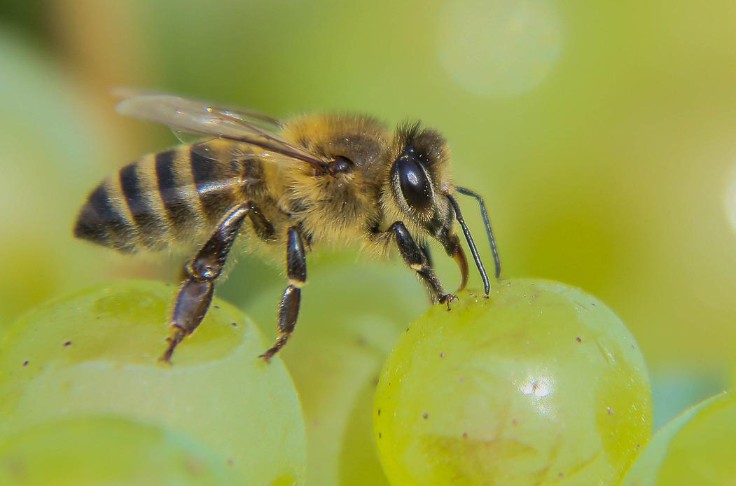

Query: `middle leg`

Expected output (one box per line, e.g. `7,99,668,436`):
260,225,307,362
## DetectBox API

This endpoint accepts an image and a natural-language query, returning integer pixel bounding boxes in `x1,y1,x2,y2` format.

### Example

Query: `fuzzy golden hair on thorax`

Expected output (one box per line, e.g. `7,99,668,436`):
278,113,392,246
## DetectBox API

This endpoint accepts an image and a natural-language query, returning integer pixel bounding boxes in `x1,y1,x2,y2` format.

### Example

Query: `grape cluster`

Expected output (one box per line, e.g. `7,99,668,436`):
1,278,732,484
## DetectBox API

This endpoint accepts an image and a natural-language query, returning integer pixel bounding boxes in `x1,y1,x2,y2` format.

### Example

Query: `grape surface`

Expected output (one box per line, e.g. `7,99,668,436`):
375,279,652,485
0,280,306,485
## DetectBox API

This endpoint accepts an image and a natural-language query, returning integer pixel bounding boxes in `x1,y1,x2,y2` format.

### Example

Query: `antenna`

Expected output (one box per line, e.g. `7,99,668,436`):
447,194,491,295
455,187,501,279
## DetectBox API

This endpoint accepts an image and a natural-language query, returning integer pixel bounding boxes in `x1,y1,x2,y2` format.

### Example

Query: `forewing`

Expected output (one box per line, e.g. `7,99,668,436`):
113,88,283,132
116,93,327,170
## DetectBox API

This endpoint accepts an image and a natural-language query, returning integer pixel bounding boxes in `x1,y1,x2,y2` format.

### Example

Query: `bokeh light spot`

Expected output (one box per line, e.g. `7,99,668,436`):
437,0,563,98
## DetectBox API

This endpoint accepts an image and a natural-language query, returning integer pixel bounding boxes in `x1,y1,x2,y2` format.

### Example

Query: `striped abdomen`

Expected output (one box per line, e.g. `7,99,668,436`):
74,143,254,252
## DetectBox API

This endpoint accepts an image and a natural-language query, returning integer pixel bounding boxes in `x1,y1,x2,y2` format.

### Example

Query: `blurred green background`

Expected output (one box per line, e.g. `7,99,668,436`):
1,0,735,481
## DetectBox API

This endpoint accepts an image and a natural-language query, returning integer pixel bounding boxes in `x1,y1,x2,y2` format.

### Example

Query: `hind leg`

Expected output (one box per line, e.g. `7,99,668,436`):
160,203,269,362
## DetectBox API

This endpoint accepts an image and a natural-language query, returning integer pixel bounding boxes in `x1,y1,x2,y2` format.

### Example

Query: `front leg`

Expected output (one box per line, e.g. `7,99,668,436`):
260,225,306,362
160,204,251,363
389,221,455,307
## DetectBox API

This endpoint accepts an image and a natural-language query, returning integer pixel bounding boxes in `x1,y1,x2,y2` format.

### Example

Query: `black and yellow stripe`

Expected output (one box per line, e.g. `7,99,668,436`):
74,182,138,252
189,148,241,222
119,161,168,250
74,143,246,252
155,149,202,235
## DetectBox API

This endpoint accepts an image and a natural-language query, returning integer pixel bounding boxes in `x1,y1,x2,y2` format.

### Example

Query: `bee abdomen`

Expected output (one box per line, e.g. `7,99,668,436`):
75,156,174,252
156,145,243,231
75,144,244,252
188,149,243,222
154,149,203,241
74,181,140,253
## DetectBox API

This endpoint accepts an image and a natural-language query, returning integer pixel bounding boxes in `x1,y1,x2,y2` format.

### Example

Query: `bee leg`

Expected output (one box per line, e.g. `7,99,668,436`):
389,222,456,309
160,204,251,363
418,241,436,304
420,241,433,268
260,226,306,362
443,233,469,293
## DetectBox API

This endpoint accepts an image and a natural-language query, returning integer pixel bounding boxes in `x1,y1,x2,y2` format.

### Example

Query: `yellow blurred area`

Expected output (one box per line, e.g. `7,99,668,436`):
6,0,729,365
1,0,735,480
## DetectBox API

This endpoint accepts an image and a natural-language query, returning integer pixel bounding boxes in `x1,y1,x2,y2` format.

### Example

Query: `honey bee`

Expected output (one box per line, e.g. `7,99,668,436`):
74,93,501,362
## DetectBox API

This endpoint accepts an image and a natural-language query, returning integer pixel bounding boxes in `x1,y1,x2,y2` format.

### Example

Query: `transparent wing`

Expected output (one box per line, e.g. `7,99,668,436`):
115,91,328,171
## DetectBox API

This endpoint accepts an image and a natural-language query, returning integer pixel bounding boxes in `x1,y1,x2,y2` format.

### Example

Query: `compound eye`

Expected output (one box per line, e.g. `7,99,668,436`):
394,153,433,212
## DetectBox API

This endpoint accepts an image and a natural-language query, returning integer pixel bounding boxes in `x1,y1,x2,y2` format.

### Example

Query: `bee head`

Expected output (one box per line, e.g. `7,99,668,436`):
386,123,473,287
387,122,500,296
388,123,455,243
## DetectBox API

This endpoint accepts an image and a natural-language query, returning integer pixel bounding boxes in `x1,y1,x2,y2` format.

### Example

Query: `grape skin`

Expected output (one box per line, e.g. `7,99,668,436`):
622,392,736,485
374,279,652,485
0,280,306,485
0,416,235,485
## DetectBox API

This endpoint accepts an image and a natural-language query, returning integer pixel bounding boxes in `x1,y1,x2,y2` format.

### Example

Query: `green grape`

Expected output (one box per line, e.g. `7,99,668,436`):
0,416,234,485
0,280,305,485
340,378,391,486
374,279,652,485
622,392,736,485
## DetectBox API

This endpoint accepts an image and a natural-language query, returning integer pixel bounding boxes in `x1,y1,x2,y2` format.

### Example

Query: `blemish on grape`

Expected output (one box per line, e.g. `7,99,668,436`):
576,336,582,343
422,412,429,420
22,360,29,367
63,340,72,347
